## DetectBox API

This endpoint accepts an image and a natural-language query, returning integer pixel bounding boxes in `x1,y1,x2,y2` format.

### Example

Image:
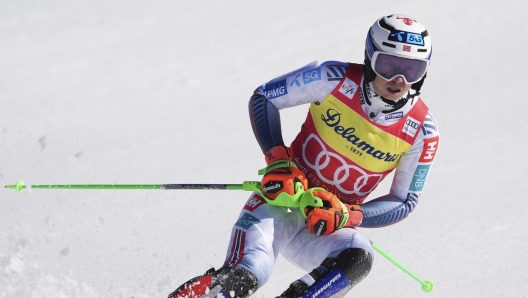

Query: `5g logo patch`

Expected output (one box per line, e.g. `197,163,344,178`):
303,68,321,84
388,31,424,46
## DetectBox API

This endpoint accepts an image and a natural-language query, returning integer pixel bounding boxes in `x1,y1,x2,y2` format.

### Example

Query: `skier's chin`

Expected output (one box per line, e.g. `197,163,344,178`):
382,88,405,101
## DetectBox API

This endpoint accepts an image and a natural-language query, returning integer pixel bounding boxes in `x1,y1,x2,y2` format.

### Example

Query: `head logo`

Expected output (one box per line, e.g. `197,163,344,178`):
403,45,411,52
396,16,417,26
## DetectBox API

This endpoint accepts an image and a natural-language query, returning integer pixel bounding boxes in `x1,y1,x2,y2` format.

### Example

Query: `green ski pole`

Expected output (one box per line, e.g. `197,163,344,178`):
5,180,262,194
372,243,434,292
5,180,309,208
7,181,433,292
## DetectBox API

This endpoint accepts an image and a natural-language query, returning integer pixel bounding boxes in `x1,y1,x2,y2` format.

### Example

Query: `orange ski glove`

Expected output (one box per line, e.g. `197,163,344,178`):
260,146,308,200
304,189,363,235
263,145,292,165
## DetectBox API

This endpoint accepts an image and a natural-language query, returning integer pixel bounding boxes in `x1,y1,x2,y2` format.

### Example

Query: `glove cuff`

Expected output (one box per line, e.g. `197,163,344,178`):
343,204,363,228
337,201,349,229
258,160,297,175
264,145,292,165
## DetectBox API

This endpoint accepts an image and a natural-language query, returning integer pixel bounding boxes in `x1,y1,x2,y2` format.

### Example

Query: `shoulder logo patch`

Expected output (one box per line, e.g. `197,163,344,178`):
402,116,421,137
235,213,261,230
339,78,358,99
264,79,288,99
419,135,439,162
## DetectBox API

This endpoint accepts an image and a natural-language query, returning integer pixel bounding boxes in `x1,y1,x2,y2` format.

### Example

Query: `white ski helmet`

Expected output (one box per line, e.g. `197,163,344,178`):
364,14,432,91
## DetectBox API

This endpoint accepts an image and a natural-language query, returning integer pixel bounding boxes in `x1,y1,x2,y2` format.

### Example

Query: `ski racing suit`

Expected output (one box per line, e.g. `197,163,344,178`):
226,60,440,291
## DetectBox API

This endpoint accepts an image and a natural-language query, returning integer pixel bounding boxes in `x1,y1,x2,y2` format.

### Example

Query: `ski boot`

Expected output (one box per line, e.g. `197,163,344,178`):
277,248,373,298
168,266,258,298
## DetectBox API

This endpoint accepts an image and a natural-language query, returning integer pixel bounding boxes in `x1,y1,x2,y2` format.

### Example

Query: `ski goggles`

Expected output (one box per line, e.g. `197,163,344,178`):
370,51,429,84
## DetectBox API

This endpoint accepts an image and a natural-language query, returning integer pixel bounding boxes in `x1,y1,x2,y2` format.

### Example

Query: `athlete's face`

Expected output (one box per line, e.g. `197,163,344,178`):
371,75,412,101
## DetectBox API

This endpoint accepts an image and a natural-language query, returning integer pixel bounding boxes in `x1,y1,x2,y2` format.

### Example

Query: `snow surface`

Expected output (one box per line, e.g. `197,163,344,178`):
1,0,527,297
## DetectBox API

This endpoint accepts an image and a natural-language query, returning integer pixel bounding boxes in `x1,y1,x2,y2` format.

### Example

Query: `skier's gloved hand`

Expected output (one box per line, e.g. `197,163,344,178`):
304,189,363,235
263,145,292,165
259,145,308,200
343,203,363,229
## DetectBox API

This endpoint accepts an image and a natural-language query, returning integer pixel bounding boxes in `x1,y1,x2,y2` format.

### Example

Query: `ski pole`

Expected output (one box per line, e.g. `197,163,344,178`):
5,180,310,208
372,243,434,292
7,181,433,293
5,180,262,194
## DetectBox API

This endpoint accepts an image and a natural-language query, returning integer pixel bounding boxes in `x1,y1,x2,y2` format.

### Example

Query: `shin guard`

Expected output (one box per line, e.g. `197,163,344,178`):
278,248,373,298
334,247,373,288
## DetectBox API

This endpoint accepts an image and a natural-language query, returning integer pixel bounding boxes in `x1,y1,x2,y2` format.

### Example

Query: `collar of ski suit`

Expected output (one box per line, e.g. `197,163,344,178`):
362,81,419,122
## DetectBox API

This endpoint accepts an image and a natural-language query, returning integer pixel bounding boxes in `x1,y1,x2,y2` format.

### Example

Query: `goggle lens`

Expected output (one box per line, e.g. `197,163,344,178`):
371,52,428,84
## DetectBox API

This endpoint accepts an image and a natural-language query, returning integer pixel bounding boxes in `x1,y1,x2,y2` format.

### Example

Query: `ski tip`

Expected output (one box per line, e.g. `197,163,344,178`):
422,280,434,292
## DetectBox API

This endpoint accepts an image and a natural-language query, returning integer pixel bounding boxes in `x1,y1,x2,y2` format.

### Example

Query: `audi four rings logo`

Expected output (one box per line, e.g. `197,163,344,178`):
302,134,383,195
403,116,421,137
406,118,419,129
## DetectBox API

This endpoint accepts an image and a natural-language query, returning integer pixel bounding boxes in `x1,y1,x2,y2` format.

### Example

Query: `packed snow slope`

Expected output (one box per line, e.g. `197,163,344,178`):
1,1,527,297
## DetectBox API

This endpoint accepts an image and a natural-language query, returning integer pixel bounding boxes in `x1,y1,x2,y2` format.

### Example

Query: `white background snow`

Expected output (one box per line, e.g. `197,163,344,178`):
1,0,527,297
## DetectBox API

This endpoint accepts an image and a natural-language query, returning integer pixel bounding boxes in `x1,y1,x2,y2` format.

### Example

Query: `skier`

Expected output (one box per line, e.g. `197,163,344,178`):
169,14,439,298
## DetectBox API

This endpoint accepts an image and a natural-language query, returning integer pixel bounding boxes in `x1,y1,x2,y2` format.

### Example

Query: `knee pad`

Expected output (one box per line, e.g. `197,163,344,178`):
334,248,373,287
